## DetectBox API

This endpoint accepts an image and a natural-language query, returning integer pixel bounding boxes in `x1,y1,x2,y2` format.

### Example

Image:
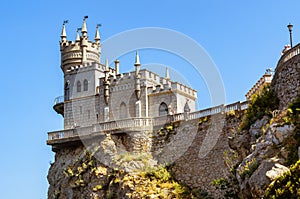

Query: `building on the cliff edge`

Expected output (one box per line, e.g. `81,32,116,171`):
245,69,273,101
48,18,197,146
48,18,249,150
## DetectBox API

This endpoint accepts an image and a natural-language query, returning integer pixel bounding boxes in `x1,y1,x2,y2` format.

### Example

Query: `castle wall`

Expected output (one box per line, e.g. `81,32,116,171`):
64,96,100,129
148,91,177,117
272,46,300,109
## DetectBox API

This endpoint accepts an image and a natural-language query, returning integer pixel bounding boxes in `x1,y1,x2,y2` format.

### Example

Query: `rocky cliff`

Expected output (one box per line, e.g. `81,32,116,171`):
48,47,300,199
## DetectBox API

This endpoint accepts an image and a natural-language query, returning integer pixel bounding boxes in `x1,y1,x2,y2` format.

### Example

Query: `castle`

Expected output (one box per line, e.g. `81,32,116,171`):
48,18,202,148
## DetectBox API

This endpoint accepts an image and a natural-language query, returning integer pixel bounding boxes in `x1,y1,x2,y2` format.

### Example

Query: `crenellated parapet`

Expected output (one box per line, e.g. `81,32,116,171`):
59,17,101,73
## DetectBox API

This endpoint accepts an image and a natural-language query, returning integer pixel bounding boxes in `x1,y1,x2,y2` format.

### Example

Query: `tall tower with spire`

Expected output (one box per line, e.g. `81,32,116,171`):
59,17,115,129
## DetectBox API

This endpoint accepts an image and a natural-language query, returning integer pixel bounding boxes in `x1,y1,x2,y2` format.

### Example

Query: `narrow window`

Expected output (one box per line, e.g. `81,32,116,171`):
104,107,109,122
65,81,70,100
87,110,90,119
83,79,88,91
77,81,81,92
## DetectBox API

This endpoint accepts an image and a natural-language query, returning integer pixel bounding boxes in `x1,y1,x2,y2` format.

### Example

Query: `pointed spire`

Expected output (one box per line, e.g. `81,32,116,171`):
61,24,67,38
61,20,68,42
95,24,101,44
165,66,170,80
134,51,141,66
81,16,88,36
75,28,80,42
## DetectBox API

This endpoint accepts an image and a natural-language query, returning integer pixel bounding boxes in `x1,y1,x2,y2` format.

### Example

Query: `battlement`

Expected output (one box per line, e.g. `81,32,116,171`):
60,40,100,71
65,62,116,76
95,67,196,99
59,18,101,73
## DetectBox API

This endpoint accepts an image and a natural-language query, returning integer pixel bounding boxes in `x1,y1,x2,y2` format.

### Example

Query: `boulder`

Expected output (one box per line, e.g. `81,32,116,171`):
266,163,289,181
248,159,274,197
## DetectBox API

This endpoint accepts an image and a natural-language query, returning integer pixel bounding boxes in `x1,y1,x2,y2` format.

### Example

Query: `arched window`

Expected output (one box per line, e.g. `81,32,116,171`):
77,81,81,92
83,79,88,91
120,102,127,119
65,81,70,101
159,102,168,116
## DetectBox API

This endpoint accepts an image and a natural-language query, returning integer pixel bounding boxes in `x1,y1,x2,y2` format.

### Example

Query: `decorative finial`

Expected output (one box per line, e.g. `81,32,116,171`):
165,66,170,80
134,51,141,66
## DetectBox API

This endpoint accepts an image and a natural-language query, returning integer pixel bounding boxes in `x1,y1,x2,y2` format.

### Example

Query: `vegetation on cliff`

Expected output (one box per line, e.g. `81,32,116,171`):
55,145,210,199
239,86,279,131
264,97,300,198
264,159,300,198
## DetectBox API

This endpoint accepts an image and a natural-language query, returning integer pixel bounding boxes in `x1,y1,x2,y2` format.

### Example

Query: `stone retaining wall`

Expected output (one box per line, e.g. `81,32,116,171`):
272,51,300,109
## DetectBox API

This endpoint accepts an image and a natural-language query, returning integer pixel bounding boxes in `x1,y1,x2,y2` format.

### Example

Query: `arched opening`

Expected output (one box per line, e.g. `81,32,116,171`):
65,81,70,100
159,102,168,116
77,81,81,92
120,102,127,119
83,79,88,91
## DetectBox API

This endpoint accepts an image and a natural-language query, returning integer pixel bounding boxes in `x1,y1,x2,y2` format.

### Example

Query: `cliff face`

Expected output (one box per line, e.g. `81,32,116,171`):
48,113,246,198
48,102,300,198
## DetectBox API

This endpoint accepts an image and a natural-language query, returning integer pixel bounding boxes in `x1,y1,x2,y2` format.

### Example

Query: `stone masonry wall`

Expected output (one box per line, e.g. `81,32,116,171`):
48,110,243,198
272,53,300,109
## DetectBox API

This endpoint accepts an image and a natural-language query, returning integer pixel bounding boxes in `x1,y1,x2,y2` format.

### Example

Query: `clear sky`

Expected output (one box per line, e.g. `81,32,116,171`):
0,0,300,198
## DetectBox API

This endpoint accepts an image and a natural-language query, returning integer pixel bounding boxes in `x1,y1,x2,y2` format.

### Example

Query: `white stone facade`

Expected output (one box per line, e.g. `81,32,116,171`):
60,19,197,130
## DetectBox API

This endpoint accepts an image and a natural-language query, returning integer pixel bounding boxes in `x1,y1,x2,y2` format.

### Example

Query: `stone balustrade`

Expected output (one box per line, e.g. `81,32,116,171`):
47,101,248,143
278,43,300,67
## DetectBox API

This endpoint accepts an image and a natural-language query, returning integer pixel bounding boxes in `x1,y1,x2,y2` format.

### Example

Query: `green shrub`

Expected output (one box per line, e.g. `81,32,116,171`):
212,178,239,199
238,158,259,180
285,96,300,166
264,160,300,198
239,86,279,131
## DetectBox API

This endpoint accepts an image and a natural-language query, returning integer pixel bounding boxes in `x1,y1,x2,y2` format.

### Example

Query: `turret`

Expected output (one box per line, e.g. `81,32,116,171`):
114,60,120,75
95,24,101,46
59,16,101,73
104,59,110,105
81,16,88,63
134,51,141,100
60,20,68,43
75,29,80,43
165,66,170,80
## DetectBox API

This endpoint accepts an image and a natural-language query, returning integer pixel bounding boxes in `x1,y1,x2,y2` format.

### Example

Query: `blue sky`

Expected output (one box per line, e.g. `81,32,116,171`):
0,0,300,198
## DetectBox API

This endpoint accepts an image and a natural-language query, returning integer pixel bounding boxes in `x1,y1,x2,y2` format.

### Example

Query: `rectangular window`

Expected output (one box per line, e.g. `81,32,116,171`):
136,101,141,117
104,107,109,122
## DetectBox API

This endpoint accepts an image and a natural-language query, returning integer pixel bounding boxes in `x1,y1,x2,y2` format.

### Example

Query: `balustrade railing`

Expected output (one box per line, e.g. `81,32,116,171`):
54,96,64,105
278,43,300,66
48,101,248,142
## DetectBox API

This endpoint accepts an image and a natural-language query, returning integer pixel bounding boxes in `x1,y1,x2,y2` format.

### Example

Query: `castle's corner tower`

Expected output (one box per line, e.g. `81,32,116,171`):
59,17,108,129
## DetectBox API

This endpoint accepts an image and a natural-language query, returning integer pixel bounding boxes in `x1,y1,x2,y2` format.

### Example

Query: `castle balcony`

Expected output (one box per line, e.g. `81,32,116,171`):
53,96,64,116
47,101,248,150
47,117,159,150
